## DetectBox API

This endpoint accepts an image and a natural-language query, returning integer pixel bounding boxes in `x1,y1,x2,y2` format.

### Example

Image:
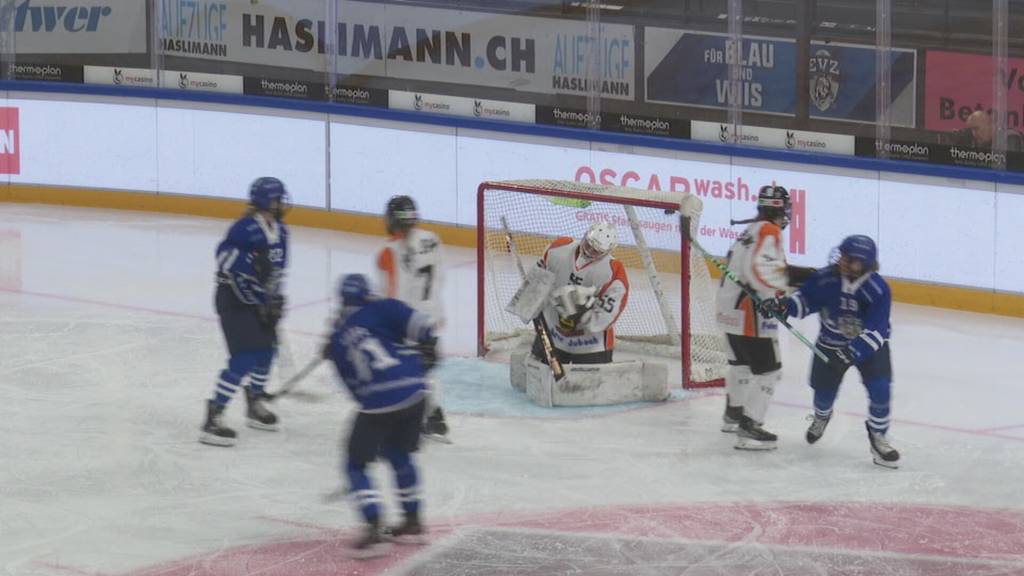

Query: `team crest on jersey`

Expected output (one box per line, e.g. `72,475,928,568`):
810,49,840,112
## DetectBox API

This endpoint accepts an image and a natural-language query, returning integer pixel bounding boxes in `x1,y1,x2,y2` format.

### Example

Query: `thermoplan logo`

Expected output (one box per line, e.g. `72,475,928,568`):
0,108,20,175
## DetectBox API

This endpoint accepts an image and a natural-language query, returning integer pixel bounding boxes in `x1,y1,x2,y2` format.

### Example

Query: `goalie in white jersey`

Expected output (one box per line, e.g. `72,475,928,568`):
376,195,449,441
715,185,813,450
531,221,630,365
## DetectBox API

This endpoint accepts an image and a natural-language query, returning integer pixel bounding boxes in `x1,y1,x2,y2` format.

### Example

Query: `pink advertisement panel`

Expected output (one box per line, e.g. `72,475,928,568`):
924,50,1024,131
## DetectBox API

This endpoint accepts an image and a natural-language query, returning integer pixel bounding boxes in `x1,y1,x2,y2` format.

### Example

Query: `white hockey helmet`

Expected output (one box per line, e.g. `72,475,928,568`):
580,221,618,260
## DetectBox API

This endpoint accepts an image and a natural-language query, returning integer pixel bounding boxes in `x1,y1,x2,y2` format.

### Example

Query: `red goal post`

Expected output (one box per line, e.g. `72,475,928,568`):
476,179,726,389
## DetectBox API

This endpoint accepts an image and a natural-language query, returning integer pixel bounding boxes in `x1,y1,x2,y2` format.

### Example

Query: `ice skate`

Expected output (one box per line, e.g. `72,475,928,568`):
199,400,236,447
866,422,900,469
734,416,778,451
421,407,451,444
806,412,832,444
244,387,279,431
383,513,427,545
721,402,743,433
351,519,391,559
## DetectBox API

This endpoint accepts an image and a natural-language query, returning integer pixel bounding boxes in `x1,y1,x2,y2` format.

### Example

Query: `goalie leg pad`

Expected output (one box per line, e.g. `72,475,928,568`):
724,364,753,409
520,357,669,407
744,370,781,425
510,350,529,393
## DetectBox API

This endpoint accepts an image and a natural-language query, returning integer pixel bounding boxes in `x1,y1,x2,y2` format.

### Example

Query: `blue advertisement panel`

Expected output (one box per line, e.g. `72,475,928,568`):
644,29,916,126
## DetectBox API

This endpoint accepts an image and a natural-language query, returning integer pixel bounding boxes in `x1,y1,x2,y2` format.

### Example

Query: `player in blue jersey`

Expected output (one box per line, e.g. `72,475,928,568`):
760,235,900,468
326,274,438,558
200,177,289,447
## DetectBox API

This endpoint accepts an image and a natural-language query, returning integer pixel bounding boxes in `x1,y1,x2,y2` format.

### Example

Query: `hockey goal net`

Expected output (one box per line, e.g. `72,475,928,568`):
477,180,727,389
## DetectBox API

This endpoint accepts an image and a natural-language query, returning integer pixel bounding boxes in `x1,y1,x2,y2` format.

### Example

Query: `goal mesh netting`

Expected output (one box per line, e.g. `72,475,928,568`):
477,180,727,389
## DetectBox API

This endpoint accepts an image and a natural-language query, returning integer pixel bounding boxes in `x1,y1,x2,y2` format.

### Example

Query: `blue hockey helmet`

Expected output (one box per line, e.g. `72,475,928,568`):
249,177,289,217
339,273,374,307
836,234,878,272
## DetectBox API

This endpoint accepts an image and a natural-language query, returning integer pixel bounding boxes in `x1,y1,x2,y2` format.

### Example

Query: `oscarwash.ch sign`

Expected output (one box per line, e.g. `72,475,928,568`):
0,0,146,53
160,0,635,100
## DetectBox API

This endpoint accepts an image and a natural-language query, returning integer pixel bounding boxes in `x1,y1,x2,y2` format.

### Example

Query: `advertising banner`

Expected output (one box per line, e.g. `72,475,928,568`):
855,136,1024,172
6,62,82,82
2,0,147,54
0,107,20,175
924,50,1024,132
244,77,327,101
691,120,855,155
645,29,916,126
390,90,536,123
536,106,691,139
160,0,635,100
84,65,157,88
327,84,388,108
160,70,243,94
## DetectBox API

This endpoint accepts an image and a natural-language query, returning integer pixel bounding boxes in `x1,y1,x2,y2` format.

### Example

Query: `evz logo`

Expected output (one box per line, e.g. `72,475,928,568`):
810,48,840,112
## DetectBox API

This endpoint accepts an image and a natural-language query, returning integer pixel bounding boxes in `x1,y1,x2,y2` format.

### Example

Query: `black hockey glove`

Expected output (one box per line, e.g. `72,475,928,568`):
417,336,439,372
821,346,854,374
758,296,789,320
259,294,286,327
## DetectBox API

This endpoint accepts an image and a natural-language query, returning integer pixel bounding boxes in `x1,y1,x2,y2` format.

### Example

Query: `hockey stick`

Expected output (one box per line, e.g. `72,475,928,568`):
681,215,828,362
500,216,566,381
267,355,325,401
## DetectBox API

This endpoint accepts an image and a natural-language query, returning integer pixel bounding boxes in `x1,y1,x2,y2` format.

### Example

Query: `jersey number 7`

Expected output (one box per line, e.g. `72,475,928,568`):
416,265,434,300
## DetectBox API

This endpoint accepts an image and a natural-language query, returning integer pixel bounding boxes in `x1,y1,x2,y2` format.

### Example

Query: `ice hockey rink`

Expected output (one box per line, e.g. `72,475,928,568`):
2,202,1023,576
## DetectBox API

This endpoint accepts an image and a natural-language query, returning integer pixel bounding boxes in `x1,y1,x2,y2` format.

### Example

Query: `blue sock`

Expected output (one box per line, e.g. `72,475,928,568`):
865,378,892,435
384,448,419,518
248,366,270,395
813,388,837,419
213,369,242,405
346,462,379,523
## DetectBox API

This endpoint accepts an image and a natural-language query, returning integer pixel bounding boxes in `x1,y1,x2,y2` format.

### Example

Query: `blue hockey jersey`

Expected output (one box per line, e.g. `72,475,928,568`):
215,213,288,306
328,298,436,413
786,266,891,363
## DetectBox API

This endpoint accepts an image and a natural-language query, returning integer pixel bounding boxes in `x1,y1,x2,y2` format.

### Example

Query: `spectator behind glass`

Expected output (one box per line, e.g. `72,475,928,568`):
953,110,1024,151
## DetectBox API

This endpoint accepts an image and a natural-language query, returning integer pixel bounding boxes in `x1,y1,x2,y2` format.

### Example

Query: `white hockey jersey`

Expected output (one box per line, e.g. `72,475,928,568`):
716,221,790,338
537,237,629,355
376,228,445,325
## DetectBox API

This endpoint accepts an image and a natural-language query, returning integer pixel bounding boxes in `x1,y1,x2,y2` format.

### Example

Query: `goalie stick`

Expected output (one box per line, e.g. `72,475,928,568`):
679,208,828,363
500,215,566,381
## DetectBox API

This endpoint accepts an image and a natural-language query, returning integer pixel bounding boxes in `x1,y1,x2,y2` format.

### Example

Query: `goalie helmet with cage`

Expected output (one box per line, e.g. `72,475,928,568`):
756,185,791,229
580,221,618,260
386,195,419,235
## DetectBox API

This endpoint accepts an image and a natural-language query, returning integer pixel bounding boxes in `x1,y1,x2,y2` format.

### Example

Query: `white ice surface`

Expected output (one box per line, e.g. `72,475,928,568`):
1,204,1023,576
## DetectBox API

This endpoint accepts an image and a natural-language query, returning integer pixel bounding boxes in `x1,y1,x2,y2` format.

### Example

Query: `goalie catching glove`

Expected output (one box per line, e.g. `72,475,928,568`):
551,285,597,333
